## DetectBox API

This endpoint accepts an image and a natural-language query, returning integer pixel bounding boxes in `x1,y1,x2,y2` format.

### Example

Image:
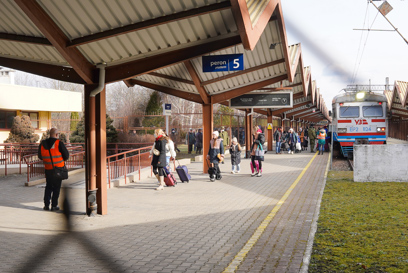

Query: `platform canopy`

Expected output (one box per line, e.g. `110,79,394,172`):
0,0,329,122
385,81,408,120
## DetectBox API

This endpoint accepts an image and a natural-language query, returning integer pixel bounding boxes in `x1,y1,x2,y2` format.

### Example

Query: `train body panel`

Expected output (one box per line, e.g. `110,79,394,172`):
332,91,388,157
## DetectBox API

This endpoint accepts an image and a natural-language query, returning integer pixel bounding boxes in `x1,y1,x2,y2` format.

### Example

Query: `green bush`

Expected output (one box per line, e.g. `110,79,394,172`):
4,115,39,143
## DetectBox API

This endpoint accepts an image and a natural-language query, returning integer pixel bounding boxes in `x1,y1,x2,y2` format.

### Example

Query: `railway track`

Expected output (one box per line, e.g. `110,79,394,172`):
347,158,354,171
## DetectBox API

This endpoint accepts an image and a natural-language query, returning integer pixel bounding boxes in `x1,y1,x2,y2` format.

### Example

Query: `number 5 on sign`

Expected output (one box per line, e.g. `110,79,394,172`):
233,59,240,69
229,55,243,71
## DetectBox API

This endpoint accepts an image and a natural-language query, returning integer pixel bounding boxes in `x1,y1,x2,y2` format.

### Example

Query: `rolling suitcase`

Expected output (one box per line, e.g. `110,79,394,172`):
176,160,191,183
163,166,177,187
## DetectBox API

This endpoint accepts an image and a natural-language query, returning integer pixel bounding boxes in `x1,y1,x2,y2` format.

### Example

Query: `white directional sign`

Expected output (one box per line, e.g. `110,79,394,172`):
163,103,171,116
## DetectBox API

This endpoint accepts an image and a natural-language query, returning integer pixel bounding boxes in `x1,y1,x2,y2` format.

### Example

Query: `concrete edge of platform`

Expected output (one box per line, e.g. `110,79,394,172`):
300,154,331,273
25,168,85,187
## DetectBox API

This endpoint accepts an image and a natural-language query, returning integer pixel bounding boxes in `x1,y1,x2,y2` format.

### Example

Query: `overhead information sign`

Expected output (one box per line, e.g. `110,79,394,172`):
229,92,293,109
202,54,243,72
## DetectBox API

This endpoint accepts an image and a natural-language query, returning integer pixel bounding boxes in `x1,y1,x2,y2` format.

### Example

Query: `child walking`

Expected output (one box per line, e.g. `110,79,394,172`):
229,137,241,174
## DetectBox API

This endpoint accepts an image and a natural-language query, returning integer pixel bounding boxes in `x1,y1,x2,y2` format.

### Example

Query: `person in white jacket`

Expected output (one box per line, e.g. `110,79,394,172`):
165,135,177,170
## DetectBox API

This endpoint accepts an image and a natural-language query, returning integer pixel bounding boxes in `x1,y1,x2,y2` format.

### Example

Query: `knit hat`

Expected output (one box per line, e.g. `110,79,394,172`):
213,131,219,137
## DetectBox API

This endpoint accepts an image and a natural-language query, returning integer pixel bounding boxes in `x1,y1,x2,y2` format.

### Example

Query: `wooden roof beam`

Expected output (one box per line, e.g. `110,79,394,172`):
0,32,51,46
106,35,242,83
68,2,231,48
231,0,279,50
0,56,85,84
211,74,288,104
184,61,210,104
127,79,204,104
270,101,311,116
15,0,95,84
148,72,194,85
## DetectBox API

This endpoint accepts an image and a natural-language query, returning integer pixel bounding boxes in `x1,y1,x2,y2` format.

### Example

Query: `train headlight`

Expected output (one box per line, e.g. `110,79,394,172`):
338,128,347,133
356,92,365,99
376,127,386,132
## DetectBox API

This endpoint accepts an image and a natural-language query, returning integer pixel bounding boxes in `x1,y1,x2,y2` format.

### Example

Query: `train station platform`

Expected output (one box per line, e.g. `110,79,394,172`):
0,150,330,273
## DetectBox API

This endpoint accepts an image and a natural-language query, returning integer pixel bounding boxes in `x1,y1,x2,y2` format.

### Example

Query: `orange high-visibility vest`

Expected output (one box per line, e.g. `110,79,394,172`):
41,139,65,170
317,132,326,140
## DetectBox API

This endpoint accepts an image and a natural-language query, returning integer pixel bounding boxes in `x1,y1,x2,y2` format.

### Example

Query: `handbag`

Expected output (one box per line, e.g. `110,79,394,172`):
153,148,160,156
255,144,264,161
48,149,68,180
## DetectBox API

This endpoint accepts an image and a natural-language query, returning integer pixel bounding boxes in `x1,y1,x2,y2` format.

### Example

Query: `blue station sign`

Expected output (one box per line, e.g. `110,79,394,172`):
202,54,244,72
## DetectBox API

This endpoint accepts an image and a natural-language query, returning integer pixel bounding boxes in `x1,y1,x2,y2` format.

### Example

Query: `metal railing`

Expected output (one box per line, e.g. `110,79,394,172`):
23,146,85,182
106,146,152,188
0,142,153,177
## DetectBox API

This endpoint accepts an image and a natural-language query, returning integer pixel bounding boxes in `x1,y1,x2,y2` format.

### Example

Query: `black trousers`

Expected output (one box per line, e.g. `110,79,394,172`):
44,171,62,207
188,144,193,153
152,166,165,177
209,162,221,178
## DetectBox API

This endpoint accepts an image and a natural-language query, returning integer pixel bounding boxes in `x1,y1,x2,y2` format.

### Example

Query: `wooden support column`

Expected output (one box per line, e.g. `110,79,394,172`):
95,88,107,215
84,85,97,216
267,109,273,151
202,103,213,173
245,109,253,158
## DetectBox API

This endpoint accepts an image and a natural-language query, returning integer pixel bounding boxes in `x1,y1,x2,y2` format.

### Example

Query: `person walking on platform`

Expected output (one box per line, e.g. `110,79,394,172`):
220,126,230,149
207,131,224,182
250,127,265,177
195,129,203,154
317,128,327,155
38,128,69,211
287,128,298,154
151,129,168,190
186,129,195,154
229,137,241,174
308,125,317,153
274,127,283,154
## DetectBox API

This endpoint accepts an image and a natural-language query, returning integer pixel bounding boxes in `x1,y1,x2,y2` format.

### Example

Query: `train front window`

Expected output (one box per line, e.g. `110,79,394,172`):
339,106,359,118
362,106,383,117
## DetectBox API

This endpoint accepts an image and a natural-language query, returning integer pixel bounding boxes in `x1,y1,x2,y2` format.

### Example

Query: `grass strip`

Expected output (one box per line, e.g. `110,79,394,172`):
309,171,408,273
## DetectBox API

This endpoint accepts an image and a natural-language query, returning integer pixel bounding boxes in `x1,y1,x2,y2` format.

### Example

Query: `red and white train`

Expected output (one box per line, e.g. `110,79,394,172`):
332,89,388,157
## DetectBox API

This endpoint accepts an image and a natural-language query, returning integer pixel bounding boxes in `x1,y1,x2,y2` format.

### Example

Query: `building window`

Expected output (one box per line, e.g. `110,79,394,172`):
21,112,39,129
0,111,16,129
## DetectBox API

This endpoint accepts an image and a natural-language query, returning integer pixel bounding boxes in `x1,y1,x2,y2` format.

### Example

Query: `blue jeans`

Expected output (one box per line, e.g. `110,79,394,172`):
318,144,324,152
232,164,240,172
276,141,281,153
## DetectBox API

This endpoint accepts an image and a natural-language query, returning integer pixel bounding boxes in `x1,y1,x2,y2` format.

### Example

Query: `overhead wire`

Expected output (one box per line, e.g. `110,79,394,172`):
350,1,369,84
352,2,381,84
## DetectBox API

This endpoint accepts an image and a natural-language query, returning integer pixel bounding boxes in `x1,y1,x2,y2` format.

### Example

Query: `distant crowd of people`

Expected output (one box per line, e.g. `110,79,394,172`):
273,125,329,155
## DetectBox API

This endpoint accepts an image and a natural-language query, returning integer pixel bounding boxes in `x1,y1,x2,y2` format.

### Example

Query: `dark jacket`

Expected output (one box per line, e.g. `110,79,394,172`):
208,138,224,164
151,137,167,168
229,144,241,165
187,132,195,145
274,130,282,142
195,132,203,148
251,133,265,155
38,138,69,161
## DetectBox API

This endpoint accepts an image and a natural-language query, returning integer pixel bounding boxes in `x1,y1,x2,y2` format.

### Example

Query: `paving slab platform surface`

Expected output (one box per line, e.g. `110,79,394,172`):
0,150,329,273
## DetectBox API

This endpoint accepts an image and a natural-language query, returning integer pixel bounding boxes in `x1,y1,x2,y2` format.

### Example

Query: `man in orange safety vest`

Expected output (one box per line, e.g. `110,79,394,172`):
38,128,69,211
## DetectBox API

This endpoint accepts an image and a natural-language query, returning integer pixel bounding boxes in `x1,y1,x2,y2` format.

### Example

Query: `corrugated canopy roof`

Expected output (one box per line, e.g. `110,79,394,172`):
0,0,330,122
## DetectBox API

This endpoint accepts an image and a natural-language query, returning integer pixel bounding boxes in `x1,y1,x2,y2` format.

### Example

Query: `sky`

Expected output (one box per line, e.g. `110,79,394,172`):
281,0,408,110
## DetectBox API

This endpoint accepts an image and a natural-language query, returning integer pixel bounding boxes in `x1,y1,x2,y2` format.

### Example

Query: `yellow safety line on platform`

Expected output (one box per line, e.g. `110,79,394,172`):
223,152,319,273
